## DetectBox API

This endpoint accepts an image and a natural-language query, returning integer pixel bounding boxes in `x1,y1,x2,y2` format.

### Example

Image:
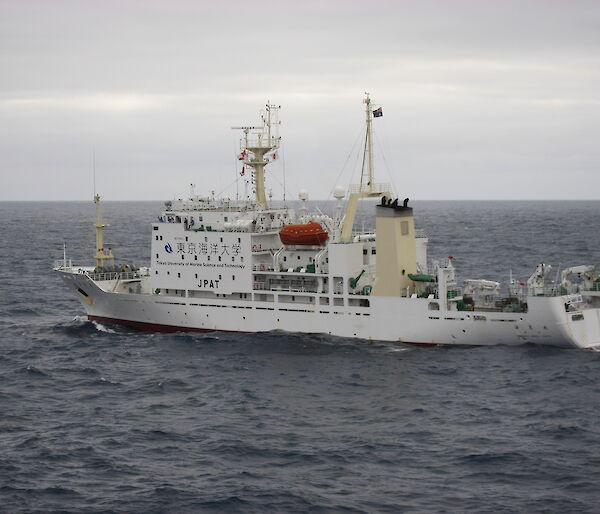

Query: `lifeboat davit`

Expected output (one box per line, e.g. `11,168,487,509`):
279,221,329,246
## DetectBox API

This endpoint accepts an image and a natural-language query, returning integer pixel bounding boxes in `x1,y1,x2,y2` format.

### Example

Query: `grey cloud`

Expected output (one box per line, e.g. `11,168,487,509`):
1,0,599,200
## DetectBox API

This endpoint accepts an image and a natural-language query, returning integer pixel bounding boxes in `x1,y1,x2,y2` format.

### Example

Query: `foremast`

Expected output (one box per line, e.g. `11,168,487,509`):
94,194,114,268
340,93,391,242
233,103,281,209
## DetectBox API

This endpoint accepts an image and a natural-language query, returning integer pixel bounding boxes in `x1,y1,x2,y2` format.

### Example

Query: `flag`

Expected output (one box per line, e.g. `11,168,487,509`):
373,107,383,118
238,150,247,161
272,152,277,160
240,166,245,176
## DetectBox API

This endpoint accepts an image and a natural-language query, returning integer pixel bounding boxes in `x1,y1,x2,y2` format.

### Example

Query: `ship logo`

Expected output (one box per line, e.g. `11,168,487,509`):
164,243,173,253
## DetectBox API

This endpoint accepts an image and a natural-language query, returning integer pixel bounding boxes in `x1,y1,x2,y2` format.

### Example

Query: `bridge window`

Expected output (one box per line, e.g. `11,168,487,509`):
429,302,440,311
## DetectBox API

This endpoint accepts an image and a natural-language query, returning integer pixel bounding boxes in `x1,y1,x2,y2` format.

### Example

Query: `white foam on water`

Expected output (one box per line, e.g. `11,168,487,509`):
92,321,116,333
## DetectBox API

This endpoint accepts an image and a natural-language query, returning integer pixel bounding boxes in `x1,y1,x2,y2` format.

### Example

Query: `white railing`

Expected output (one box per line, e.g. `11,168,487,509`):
352,229,427,239
87,270,149,282
243,136,280,149
348,182,391,194
253,264,275,272
251,245,279,253
447,288,463,299
528,286,562,297
54,259,73,269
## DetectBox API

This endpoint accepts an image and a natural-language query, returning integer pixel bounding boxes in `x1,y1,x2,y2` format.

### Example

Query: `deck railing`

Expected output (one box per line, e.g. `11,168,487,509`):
351,228,427,239
348,183,391,194
87,270,149,282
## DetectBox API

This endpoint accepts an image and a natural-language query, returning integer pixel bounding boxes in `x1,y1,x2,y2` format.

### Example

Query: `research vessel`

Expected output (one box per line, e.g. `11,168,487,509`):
55,96,600,349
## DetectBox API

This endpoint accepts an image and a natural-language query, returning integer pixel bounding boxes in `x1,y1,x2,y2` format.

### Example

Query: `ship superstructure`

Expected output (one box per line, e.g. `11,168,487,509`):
55,97,600,349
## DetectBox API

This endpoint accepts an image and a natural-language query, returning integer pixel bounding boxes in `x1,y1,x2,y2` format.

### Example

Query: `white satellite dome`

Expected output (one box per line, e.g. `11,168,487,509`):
298,189,309,201
333,186,346,200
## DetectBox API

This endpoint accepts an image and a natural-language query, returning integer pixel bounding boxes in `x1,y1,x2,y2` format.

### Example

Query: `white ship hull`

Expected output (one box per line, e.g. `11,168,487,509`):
58,270,600,349
56,99,600,351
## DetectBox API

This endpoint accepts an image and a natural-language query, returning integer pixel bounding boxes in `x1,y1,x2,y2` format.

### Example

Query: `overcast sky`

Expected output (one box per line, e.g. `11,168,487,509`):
1,0,599,201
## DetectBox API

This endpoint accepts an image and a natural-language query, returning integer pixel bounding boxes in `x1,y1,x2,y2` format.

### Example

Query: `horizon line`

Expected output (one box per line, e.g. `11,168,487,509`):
1,198,600,203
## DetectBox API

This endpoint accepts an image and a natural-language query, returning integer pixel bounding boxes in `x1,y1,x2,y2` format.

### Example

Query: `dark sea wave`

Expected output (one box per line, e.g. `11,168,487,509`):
1,201,600,513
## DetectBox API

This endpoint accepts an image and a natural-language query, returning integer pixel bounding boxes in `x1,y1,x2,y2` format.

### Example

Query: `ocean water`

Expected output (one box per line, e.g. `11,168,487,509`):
1,200,600,513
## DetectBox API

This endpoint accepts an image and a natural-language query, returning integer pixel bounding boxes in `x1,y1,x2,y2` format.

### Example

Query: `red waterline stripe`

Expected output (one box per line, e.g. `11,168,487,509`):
88,315,438,345
89,315,225,334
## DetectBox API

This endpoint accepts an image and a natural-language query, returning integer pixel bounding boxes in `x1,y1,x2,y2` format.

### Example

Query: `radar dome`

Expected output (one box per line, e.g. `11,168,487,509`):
298,189,309,201
333,186,346,200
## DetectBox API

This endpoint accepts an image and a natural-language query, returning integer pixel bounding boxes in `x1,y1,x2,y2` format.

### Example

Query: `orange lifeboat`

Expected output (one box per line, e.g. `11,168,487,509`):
279,221,329,246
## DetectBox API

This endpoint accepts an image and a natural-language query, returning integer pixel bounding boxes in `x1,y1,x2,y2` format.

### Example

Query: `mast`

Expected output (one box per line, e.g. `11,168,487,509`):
339,93,391,243
232,102,281,209
94,194,114,268
361,93,375,193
